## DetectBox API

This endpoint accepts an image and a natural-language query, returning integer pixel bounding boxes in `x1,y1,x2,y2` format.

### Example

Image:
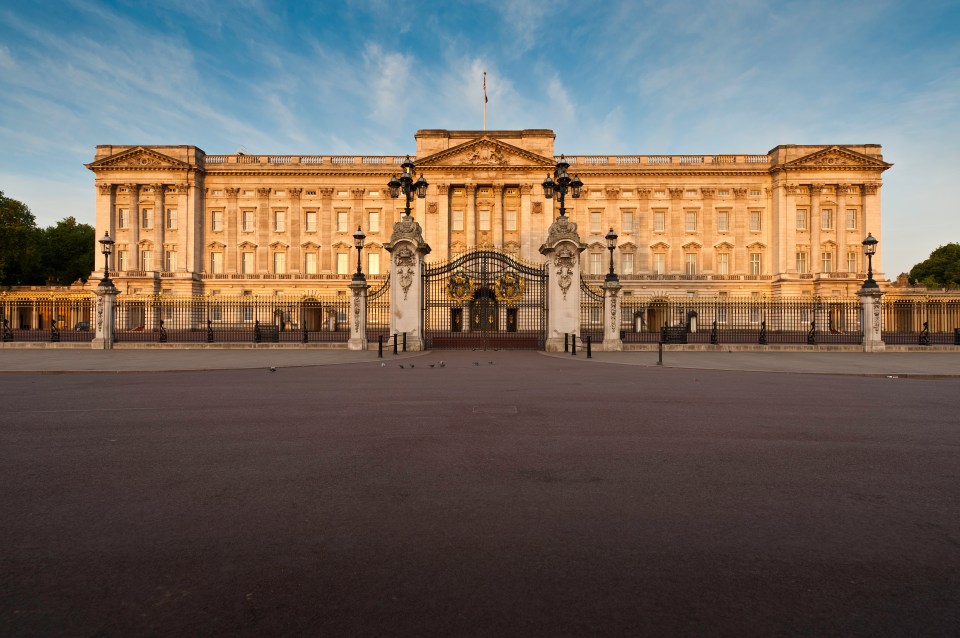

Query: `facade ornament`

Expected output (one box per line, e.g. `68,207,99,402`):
784,184,800,195
353,288,361,332
532,201,542,215
669,188,684,199
863,183,880,195
256,187,272,197
154,184,167,198
446,271,474,302
395,246,417,300
428,202,438,215
605,186,621,199
98,183,114,196
225,187,240,197
699,188,715,198
174,183,189,194
466,143,506,166
809,183,824,195
610,292,618,329
351,188,366,198
494,273,524,303
636,188,652,199
543,215,581,246
733,188,748,198
520,184,533,195
437,184,450,195
836,183,850,195
873,299,882,332
555,247,576,300
319,187,335,198
288,187,303,198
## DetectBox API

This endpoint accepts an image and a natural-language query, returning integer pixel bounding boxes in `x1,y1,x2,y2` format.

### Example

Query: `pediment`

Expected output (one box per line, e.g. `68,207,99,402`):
682,241,703,250
269,241,289,249
238,241,257,249
417,136,555,169
587,241,605,251
86,147,191,171
618,242,638,250
301,241,320,250
783,146,891,170
747,242,766,250
714,241,735,251
650,241,670,251
207,241,226,249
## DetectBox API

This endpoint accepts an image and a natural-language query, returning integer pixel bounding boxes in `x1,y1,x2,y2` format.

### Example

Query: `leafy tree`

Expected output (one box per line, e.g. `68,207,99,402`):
908,243,960,288
0,190,38,285
34,217,96,285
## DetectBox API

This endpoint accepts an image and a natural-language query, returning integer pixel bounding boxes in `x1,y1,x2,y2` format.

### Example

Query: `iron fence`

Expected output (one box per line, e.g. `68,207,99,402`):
580,277,605,343
366,274,391,342
618,296,863,345
0,294,94,342
113,294,350,343
882,297,960,345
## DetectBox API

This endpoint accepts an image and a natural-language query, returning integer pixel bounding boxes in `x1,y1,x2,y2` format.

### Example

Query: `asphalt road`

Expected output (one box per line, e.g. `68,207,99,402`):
2,351,958,637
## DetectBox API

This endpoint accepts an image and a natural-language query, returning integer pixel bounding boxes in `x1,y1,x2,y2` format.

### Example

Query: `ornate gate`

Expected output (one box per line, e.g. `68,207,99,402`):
423,249,546,350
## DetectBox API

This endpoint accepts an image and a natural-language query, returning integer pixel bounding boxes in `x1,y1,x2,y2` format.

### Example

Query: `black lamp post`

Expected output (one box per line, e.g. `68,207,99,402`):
353,226,366,282
98,231,115,287
387,155,428,219
605,228,619,283
542,154,584,218
861,232,878,289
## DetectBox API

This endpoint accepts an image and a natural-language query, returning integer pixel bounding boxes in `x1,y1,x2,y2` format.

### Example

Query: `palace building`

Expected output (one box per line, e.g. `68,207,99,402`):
86,129,891,297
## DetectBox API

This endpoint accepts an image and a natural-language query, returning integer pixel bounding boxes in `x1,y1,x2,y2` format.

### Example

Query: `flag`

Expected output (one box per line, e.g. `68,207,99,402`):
484,71,488,103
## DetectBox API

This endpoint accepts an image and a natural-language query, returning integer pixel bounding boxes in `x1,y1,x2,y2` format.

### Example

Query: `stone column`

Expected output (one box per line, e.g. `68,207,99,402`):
668,188,684,271
155,185,166,269
784,184,798,273
225,188,240,272
95,184,116,278
128,184,141,269
539,216,586,352
384,217,431,351
858,287,885,352
256,188,271,273
810,184,822,277
320,188,334,271
347,278,369,351
437,184,450,261
91,280,118,350
732,187,748,275
493,184,504,248
519,184,533,260
862,183,881,274
175,184,189,272
603,278,623,351
465,185,476,249
289,188,303,273
836,184,848,272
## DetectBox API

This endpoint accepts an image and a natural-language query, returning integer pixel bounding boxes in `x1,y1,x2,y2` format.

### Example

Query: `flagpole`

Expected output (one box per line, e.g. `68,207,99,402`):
483,71,487,131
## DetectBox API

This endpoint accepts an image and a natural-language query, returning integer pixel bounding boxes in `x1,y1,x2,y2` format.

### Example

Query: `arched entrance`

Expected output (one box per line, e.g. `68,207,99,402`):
470,287,498,332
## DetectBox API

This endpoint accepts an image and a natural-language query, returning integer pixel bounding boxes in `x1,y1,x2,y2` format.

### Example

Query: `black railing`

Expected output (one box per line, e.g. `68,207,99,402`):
366,274,391,342
0,296,94,342
882,298,960,345
579,276,604,343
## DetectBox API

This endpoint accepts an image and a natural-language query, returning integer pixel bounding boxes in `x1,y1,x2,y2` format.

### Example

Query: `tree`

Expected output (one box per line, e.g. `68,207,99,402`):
34,217,96,285
908,243,960,288
0,190,38,285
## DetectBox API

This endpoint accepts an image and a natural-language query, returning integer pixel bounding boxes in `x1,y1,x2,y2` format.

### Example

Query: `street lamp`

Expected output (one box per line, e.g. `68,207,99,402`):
353,226,366,282
542,154,584,218
605,228,619,282
98,231,115,286
861,232,878,289
387,155,428,219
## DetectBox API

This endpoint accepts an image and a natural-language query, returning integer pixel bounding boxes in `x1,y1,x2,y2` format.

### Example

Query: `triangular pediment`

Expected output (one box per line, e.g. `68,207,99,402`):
417,136,555,169
650,241,670,251
619,242,638,250
714,241,735,251
783,146,891,170
86,147,191,171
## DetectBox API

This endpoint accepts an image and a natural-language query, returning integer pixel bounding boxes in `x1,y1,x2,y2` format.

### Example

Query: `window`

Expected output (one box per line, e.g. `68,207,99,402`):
622,211,634,233
273,252,286,274
336,253,349,274
242,210,255,232
118,250,129,272
505,209,517,232
166,209,177,230
653,211,665,232
750,252,762,275
796,252,808,274
242,306,253,322
796,208,808,230
478,208,491,231
717,253,730,275
685,253,697,276
847,252,858,273
717,210,729,232
452,209,464,231
821,208,833,230
622,252,634,275
750,293,761,324
685,211,697,232
368,211,380,233
164,250,176,272
141,208,153,228
717,293,729,323
590,252,602,275
368,252,380,275
821,251,834,273
141,250,153,271
653,253,665,275
304,211,317,233
336,211,348,232
305,252,318,274
210,252,223,273
274,211,285,232
211,210,224,231
241,252,254,274
718,190,729,196
210,306,222,321
750,210,762,232
118,208,129,229
846,208,858,230
750,189,761,196
590,212,602,234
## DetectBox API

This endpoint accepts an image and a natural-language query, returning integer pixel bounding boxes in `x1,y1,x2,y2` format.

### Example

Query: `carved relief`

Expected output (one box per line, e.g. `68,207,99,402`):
609,293,618,332
873,300,882,332
520,184,533,195
636,188,652,199
174,183,189,194
669,188,684,200
437,184,450,195
395,246,417,300
225,187,240,197
466,143,506,166
784,184,800,195
863,183,880,195
733,188,748,198
809,183,824,195
428,202,438,214
555,247,576,300
699,188,715,198
605,186,621,199
532,202,543,215
319,187,335,198
256,187,272,197
351,188,366,198
288,188,303,198
353,288,361,333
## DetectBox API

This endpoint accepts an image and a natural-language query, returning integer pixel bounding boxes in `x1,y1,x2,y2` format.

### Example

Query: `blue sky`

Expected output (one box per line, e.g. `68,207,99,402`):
2,0,959,277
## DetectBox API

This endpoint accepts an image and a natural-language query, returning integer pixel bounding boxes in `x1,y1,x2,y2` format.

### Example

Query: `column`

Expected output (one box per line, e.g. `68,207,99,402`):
385,217,431,351
668,188,684,271
700,188,714,272
540,216,586,352
465,184,476,249
91,281,117,350
95,184,116,278
320,188,334,271
155,185,166,269
176,184,189,272
519,184,533,261
256,187,271,273
128,184,141,270
809,184,822,278
784,184,798,274
862,183,881,274
603,279,623,351
493,184,504,249
732,188,748,275
836,184,847,272
858,287,885,352
437,184,450,261
347,278,369,350
636,189,651,271
289,188,303,273
225,188,240,272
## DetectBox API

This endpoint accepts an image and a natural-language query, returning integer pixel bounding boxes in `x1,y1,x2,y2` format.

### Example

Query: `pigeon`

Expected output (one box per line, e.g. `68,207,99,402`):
410,364,415,368
489,361,494,365
429,364,435,368
381,362,386,367
439,361,445,368
269,367,277,372
473,362,480,366
399,365,405,369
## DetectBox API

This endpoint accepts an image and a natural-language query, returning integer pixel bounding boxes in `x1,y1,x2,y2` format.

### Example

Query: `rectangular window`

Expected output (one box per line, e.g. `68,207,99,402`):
242,210,255,232
796,252,808,273
118,250,129,272
241,252,254,274
336,253,349,275
336,211,349,232
653,211,665,232
717,292,729,323
717,253,730,275
622,211,634,233
717,210,729,232
622,252,634,275
305,252,318,275
273,252,285,274
685,253,697,276
368,252,380,275
796,208,808,230
750,253,762,275
590,252,602,275
750,189,761,197
164,250,176,272
211,210,223,231
654,253,665,275
750,210,762,232
505,209,517,232
118,208,129,229
274,211,285,232
822,251,834,273
166,209,177,230
210,306,222,322
821,208,833,230
368,211,380,233
452,209,464,231
846,208,858,230
590,212,602,234
478,208,491,231
141,208,152,229
210,252,223,274
847,252,858,273
141,250,153,271
242,306,253,322
685,211,697,232
304,211,317,233
750,293,761,324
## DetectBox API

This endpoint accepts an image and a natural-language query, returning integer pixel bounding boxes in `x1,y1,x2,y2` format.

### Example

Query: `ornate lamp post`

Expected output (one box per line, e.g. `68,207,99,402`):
98,231,115,287
353,226,366,282
541,154,584,217
605,228,619,282
861,232,879,289
387,155,428,219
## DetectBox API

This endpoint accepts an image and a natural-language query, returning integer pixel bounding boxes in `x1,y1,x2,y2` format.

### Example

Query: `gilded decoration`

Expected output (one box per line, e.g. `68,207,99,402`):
494,272,524,303
446,271,474,302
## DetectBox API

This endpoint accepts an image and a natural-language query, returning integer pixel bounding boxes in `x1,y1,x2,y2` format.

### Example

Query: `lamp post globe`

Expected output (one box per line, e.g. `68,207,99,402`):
542,154,584,218
605,228,619,282
861,232,879,289
387,155,428,218
353,226,366,282
98,231,115,285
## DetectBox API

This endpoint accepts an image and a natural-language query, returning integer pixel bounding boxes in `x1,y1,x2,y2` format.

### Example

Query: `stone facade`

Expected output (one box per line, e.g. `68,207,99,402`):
86,129,891,297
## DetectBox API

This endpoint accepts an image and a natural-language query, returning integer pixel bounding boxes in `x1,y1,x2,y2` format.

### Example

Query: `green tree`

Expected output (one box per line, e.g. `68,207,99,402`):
0,190,39,285
34,217,96,284
908,243,960,288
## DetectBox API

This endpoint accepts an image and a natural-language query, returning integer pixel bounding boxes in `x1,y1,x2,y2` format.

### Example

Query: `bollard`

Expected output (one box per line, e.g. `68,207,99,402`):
393,333,398,355
657,341,663,366
378,335,383,358
402,332,407,352
586,335,592,358
571,334,577,356
564,333,569,352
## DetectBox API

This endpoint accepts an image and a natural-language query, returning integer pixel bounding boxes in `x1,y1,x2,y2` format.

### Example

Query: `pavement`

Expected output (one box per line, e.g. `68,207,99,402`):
1,346,959,376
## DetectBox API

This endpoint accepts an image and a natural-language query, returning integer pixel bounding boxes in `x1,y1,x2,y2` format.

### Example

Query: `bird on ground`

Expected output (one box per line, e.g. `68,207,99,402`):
269,367,277,372
473,362,479,366
439,361,445,367
399,365,405,369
